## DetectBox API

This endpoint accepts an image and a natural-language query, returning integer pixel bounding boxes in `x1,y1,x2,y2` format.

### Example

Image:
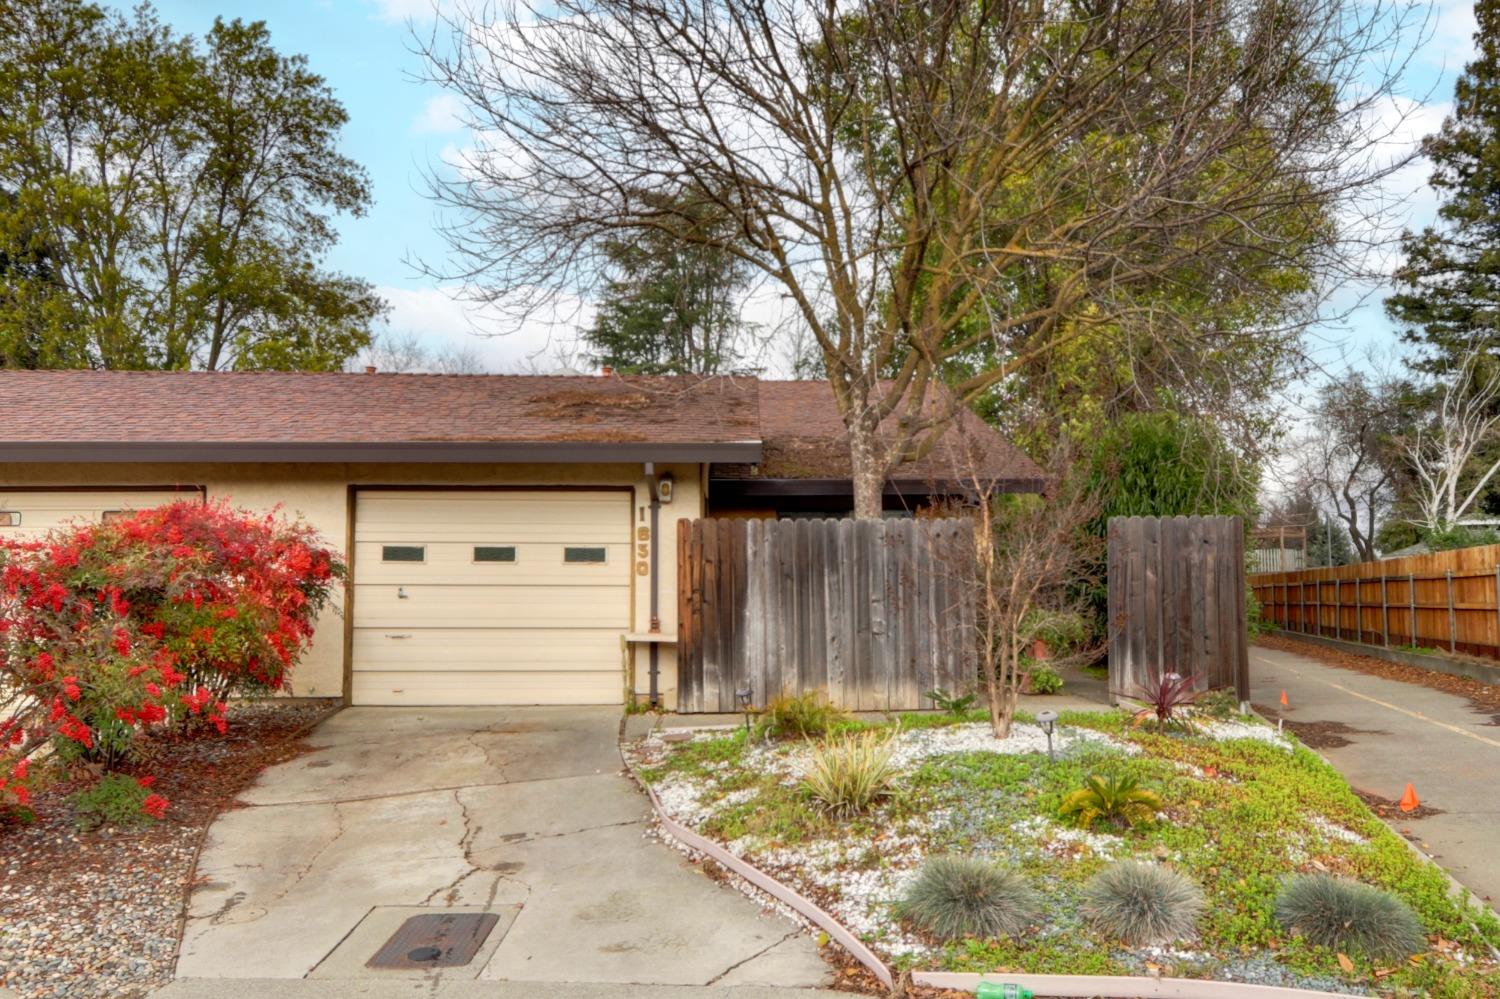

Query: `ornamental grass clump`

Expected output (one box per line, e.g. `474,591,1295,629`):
757,691,847,740
1082,860,1205,945
898,856,1039,941
800,729,899,816
1275,874,1425,960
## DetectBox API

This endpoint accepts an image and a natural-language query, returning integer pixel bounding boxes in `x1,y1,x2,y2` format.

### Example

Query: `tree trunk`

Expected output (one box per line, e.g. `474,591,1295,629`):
848,417,885,519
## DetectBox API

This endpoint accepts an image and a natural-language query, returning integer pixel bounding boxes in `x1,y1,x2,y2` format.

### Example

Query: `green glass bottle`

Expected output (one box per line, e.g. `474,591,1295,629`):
974,983,1034,999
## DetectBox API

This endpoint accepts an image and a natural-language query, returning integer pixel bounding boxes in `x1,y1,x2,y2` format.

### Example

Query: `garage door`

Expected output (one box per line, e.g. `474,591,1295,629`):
0,488,201,540
352,489,632,706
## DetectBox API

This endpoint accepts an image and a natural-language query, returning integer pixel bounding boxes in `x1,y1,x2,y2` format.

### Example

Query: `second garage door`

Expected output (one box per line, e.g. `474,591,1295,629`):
352,489,632,706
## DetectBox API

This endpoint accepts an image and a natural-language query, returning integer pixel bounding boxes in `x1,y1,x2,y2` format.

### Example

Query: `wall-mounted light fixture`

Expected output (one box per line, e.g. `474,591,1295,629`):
656,472,675,504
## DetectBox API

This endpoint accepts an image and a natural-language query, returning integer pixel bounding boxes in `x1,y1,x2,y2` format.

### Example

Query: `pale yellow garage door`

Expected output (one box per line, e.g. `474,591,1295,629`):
351,489,632,706
0,488,201,540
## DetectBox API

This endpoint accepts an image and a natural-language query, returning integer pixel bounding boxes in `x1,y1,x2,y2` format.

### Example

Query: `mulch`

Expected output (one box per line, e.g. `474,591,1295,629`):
0,699,338,999
1256,633,1500,724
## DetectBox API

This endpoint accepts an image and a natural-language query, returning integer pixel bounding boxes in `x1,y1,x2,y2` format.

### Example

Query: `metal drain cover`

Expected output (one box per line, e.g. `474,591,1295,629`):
366,912,501,969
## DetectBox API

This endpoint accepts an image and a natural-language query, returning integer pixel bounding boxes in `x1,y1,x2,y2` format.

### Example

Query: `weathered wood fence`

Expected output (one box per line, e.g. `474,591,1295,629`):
676,518,976,712
1249,544,1500,659
1107,516,1250,701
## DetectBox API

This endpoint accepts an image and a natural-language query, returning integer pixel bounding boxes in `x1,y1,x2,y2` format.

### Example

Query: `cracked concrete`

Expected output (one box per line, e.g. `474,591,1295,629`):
174,707,829,989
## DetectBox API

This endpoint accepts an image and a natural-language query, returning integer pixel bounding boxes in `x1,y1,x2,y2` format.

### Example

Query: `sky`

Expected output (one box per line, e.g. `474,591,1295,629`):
135,0,1482,377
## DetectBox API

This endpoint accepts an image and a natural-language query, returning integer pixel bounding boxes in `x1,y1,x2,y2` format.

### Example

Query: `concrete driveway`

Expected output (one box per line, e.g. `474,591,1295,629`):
174,707,828,989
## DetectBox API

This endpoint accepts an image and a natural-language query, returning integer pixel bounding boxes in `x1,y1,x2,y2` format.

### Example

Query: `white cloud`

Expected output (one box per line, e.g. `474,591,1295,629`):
365,0,448,25
376,284,591,372
413,93,466,135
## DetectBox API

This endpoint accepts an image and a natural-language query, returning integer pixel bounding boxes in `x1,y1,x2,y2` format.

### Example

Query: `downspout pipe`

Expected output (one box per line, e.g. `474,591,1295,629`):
646,463,661,707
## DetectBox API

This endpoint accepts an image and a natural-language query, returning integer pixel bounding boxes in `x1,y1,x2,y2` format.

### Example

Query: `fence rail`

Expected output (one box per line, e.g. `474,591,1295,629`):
676,517,976,713
1248,544,1500,658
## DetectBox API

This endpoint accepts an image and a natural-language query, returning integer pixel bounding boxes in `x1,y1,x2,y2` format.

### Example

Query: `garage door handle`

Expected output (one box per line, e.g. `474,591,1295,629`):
385,633,414,639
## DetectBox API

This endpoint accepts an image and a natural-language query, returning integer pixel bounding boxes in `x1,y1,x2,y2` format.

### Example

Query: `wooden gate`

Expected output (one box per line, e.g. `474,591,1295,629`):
1106,515,1249,702
676,517,976,712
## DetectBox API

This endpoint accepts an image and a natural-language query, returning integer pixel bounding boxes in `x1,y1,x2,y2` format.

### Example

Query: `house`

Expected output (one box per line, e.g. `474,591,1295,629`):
0,370,1041,708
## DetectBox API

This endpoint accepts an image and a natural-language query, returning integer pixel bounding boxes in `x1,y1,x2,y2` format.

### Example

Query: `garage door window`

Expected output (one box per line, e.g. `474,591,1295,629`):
473,545,517,563
382,545,426,562
0,511,19,527
563,546,607,564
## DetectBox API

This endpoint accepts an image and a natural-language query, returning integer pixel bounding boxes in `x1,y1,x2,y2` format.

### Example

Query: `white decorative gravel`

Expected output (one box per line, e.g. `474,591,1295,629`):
887,722,1134,766
1309,815,1367,845
1198,718,1293,748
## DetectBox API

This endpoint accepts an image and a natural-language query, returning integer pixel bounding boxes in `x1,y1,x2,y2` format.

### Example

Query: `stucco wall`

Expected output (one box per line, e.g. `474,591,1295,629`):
0,461,702,704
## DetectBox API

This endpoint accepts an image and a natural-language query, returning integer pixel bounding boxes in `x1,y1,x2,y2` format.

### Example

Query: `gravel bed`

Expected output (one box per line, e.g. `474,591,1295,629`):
0,700,335,999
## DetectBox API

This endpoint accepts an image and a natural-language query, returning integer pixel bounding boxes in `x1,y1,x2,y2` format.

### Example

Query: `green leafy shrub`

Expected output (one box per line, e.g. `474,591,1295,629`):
72,774,168,831
1027,664,1064,694
898,856,1039,941
757,691,846,740
1275,874,1425,959
926,688,978,718
1059,774,1161,829
1083,861,1205,944
801,730,899,815
1195,689,1242,720
1025,609,1094,655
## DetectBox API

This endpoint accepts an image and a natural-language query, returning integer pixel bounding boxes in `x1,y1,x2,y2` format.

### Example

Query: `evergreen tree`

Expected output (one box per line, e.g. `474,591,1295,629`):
1386,0,1500,369
582,194,755,376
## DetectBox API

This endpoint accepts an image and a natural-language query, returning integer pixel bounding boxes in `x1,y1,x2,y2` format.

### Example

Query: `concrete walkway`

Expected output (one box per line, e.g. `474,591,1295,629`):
1251,643,1500,908
173,707,828,989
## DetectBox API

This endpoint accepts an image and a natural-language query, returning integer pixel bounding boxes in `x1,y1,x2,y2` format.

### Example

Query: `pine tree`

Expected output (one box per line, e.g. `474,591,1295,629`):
1385,0,1500,368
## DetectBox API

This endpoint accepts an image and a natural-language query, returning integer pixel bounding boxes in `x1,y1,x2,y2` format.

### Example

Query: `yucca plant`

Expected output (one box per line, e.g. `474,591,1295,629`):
1132,672,1201,734
757,691,847,740
1275,874,1425,960
897,856,1039,941
1058,773,1162,830
800,730,900,816
1083,861,1205,944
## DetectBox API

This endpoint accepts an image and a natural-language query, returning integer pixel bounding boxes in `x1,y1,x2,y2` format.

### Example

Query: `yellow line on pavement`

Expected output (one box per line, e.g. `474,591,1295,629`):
1253,654,1500,751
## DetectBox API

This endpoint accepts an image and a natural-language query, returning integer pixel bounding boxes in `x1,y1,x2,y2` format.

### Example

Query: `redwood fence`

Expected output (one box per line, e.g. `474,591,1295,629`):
1107,516,1250,702
676,517,976,713
1249,543,1500,659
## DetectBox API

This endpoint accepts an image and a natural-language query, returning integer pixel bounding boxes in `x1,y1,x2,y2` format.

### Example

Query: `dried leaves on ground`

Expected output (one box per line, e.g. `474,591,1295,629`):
0,701,336,999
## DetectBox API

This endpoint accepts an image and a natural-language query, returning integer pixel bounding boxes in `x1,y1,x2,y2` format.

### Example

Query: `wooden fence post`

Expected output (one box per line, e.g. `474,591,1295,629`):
1381,570,1390,648
1315,576,1322,636
1495,565,1500,659
1340,576,1347,641
1408,573,1416,647
1447,569,1458,653
1353,575,1362,644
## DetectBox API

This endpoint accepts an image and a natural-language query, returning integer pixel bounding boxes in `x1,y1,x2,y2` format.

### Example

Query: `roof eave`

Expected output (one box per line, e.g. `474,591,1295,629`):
0,441,763,464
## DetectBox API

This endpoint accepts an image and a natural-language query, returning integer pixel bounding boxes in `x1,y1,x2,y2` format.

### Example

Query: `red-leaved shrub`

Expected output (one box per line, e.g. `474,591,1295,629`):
1,500,343,821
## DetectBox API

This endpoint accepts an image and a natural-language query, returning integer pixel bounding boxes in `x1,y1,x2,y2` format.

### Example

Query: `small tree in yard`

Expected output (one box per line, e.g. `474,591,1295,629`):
0,501,342,822
966,466,1100,738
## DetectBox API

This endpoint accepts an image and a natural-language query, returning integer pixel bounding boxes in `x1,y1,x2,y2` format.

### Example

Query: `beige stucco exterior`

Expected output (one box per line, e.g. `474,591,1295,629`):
0,461,703,706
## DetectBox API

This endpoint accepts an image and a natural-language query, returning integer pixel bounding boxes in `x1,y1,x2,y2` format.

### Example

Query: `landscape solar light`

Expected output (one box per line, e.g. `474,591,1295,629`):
1036,709,1059,761
736,687,754,732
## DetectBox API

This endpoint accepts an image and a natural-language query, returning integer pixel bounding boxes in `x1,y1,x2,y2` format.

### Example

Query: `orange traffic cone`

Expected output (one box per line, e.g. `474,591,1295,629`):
1280,689,1289,708
1398,783,1421,813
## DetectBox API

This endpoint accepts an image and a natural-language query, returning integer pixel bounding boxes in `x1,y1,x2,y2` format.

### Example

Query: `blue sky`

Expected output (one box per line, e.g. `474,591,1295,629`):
134,0,1480,376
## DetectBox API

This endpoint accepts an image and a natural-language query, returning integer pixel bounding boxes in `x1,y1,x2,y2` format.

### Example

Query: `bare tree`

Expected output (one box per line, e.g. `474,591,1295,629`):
1404,348,1500,533
1294,372,1408,561
966,468,1100,738
351,330,490,373
416,0,1417,517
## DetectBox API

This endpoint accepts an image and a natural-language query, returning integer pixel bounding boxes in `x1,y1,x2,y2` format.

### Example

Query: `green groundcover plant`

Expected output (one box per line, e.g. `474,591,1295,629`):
636,708,1500,996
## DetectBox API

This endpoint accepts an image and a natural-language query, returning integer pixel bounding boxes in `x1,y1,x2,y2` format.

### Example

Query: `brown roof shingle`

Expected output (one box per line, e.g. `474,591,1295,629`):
0,370,1040,485
0,370,759,446
715,380,1044,486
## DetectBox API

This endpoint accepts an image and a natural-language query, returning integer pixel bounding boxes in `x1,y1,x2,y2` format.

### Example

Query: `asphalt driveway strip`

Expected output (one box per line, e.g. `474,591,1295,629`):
170,707,830,990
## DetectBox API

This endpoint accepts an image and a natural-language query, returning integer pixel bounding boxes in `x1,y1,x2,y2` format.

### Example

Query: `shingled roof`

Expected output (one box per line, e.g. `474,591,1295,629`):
714,380,1044,487
0,371,1041,487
